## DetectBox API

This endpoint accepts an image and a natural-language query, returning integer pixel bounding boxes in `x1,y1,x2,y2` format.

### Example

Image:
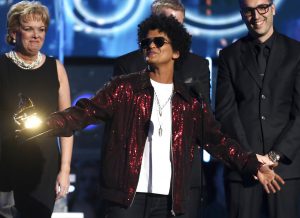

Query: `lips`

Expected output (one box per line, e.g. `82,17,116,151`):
251,18,265,29
255,20,264,26
146,50,159,58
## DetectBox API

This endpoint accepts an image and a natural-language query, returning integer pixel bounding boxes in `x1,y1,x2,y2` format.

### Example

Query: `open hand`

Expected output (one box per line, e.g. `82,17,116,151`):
256,164,285,194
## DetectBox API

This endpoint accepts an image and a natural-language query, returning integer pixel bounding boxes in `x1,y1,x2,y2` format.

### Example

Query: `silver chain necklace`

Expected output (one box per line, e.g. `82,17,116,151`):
154,88,174,136
7,51,42,70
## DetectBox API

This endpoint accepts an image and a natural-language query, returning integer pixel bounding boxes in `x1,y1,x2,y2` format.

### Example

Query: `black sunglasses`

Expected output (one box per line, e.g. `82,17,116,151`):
241,3,273,17
139,37,170,49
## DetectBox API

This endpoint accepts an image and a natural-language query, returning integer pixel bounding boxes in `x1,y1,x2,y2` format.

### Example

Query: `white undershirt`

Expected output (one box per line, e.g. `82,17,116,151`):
136,79,173,195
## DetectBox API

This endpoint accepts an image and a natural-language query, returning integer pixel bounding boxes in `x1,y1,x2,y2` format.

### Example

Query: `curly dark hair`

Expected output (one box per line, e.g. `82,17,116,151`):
138,14,191,66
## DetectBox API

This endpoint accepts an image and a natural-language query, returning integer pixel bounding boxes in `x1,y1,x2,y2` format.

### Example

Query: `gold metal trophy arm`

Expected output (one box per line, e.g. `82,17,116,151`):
14,93,51,142
14,93,42,129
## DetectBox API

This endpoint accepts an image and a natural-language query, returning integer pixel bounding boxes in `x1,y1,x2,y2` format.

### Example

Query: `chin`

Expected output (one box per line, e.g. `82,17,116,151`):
249,29,264,38
28,49,41,54
146,58,155,64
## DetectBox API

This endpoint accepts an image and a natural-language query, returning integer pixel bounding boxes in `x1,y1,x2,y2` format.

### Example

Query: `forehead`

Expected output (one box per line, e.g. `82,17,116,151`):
20,14,45,25
147,29,170,39
240,0,271,7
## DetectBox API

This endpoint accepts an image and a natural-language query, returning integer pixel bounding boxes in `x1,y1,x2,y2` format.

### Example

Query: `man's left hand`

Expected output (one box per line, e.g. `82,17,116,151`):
256,165,285,194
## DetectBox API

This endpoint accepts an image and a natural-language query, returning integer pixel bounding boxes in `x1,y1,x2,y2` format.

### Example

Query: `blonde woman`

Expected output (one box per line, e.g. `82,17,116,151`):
0,1,73,217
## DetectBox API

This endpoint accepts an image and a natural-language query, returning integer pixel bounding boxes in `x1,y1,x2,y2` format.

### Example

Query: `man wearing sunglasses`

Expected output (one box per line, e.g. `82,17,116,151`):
215,0,300,218
113,1,210,217
113,0,210,102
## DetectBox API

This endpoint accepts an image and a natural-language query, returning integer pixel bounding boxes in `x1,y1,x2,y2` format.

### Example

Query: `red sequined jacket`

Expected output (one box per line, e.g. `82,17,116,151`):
47,71,260,214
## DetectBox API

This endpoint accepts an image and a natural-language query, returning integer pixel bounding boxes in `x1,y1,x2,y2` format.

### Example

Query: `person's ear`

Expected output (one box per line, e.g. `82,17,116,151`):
272,4,276,16
172,50,180,60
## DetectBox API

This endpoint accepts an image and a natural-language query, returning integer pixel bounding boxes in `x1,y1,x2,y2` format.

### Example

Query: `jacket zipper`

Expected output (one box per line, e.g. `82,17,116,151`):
129,189,137,207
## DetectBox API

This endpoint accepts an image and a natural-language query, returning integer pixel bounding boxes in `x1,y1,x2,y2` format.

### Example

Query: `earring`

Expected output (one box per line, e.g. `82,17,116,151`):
12,38,16,44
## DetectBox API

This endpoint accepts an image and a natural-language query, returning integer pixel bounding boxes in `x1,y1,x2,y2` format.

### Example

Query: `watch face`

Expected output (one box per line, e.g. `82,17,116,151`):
269,151,280,162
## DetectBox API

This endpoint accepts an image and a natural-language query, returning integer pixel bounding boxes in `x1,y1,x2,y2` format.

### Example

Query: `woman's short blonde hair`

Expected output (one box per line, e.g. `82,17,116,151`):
6,1,50,45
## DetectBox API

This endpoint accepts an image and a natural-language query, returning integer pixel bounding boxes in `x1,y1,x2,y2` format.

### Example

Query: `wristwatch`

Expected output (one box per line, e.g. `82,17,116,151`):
268,150,281,164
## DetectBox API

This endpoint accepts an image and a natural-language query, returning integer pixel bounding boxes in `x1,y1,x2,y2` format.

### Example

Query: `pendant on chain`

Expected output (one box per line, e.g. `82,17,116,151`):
159,109,162,116
159,126,163,136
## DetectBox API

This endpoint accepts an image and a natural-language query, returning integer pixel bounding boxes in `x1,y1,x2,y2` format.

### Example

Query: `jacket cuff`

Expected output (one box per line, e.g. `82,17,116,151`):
244,153,262,176
46,113,74,137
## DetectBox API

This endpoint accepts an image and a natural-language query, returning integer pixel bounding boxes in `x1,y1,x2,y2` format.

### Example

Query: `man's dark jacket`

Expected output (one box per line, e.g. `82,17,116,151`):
216,32,300,180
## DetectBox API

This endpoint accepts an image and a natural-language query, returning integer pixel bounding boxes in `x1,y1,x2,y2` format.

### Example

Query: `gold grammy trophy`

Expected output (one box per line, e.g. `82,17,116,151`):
14,93,43,141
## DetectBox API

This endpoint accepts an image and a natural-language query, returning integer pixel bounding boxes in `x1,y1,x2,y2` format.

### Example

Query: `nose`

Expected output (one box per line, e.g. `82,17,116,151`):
149,41,156,48
32,29,39,38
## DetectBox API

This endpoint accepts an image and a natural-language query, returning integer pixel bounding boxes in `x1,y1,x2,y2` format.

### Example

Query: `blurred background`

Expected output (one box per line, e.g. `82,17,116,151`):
0,0,299,217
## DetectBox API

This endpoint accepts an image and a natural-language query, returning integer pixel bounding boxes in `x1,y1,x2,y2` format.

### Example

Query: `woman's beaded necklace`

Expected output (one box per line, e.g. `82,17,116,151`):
6,50,42,70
